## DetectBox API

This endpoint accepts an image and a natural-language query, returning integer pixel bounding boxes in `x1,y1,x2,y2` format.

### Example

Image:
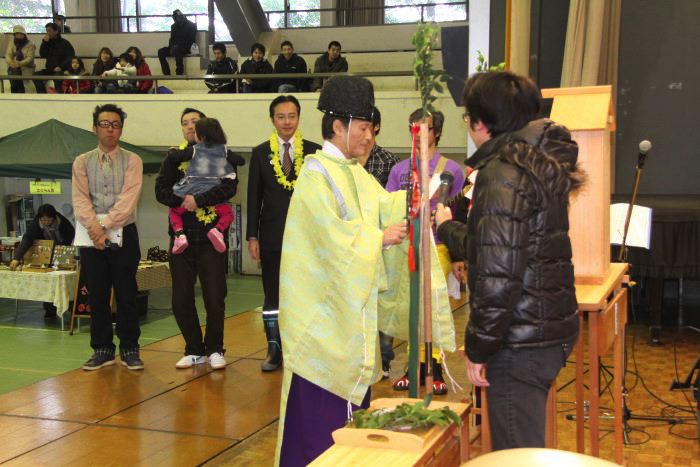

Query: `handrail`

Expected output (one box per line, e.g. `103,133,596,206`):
0,71,420,94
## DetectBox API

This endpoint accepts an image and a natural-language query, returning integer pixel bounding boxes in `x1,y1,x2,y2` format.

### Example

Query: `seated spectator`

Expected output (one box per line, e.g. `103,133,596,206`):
205,42,237,93
4,25,35,94
61,56,91,94
239,42,274,93
92,47,118,94
126,46,153,93
273,40,308,93
158,9,196,76
34,22,75,93
311,40,348,92
54,14,71,33
9,204,75,318
102,53,137,93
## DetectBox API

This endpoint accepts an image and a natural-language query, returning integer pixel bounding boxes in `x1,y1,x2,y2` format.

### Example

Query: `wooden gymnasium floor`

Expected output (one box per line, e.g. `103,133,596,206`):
0,304,698,466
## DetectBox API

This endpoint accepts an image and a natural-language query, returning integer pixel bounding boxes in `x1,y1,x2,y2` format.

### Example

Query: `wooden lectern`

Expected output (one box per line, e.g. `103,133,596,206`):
542,86,626,464
542,85,615,285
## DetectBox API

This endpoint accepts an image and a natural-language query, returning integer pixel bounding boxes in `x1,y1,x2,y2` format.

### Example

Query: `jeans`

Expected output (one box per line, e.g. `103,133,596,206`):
79,224,141,353
8,67,25,93
169,237,227,356
485,338,576,450
260,249,281,311
33,69,62,93
158,44,188,75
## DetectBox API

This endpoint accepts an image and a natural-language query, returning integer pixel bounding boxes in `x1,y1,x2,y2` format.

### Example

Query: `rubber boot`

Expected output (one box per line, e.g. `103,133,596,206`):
261,314,283,371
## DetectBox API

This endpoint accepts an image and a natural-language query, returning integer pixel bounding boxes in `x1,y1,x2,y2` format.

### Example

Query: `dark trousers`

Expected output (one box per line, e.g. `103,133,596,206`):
33,69,62,93
379,331,394,363
80,224,141,353
158,44,188,75
8,68,25,93
169,239,227,356
260,249,281,311
485,338,576,450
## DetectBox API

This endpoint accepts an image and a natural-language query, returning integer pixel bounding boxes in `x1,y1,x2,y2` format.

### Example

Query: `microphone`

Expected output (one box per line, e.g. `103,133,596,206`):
637,140,652,169
438,171,455,205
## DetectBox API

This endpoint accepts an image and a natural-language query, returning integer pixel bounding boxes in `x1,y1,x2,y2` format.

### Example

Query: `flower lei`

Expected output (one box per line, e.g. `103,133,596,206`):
177,160,218,225
269,130,304,191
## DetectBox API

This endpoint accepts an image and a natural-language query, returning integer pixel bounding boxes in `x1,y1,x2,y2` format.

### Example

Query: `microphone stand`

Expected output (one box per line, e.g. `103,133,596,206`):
617,152,647,263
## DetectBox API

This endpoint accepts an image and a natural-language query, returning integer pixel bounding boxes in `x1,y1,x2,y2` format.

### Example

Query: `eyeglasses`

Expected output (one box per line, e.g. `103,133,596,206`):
96,120,123,129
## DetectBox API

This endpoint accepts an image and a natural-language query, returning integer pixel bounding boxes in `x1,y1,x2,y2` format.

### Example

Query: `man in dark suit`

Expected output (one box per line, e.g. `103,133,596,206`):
247,95,322,371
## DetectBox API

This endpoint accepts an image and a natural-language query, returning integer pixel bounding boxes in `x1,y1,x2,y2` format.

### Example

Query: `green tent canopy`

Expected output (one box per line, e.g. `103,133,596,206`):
0,119,165,179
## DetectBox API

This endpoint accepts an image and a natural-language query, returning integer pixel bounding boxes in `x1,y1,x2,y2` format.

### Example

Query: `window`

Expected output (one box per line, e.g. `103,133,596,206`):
384,0,467,24
137,0,207,32
0,0,54,33
259,0,320,29
213,6,232,42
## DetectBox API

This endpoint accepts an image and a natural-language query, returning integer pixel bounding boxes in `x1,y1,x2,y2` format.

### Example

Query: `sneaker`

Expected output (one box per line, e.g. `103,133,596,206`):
120,350,144,370
82,351,115,371
392,373,410,391
175,355,207,369
172,234,189,254
381,360,391,380
208,352,226,370
207,228,226,253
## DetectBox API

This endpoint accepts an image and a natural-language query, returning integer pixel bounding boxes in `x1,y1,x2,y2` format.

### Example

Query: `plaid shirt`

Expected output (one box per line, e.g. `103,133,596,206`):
364,144,399,188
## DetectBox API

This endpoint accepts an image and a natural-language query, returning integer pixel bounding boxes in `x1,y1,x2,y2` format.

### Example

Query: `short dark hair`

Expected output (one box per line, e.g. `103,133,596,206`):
372,107,381,135
461,71,542,137
409,108,444,145
118,53,133,65
93,104,126,126
250,42,265,55
269,95,301,118
281,40,293,49
37,204,57,219
195,118,227,145
212,43,226,54
328,41,341,50
181,108,206,123
45,22,59,32
321,114,349,140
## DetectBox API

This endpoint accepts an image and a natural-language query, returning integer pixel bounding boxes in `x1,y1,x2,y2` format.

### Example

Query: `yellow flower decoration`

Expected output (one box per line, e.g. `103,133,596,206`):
177,160,218,225
269,130,304,191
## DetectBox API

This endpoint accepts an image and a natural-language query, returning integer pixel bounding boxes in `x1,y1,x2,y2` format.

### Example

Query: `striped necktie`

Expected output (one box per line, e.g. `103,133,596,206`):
282,142,292,176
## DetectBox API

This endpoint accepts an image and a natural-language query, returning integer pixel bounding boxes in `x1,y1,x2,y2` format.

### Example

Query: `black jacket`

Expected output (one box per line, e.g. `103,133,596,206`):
205,57,238,91
273,54,309,90
155,146,244,242
239,58,274,92
14,212,75,260
169,18,197,49
436,119,583,363
246,139,322,251
39,35,75,72
311,52,348,91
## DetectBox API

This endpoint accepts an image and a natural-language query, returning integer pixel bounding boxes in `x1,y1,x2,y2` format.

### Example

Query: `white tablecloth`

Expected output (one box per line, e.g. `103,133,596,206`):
0,270,77,317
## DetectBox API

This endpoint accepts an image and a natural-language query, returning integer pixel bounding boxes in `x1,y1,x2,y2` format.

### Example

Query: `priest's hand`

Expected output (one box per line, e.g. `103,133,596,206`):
465,358,489,387
382,222,408,247
182,194,198,212
451,261,466,283
93,234,107,250
248,238,260,261
434,203,452,228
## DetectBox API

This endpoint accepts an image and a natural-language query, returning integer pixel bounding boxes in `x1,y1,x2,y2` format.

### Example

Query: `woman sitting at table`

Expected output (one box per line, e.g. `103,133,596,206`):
9,204,75,318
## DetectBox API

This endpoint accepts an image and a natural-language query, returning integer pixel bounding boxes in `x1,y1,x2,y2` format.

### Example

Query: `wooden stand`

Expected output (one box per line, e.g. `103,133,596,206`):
311,398,471,466
574,263,629,464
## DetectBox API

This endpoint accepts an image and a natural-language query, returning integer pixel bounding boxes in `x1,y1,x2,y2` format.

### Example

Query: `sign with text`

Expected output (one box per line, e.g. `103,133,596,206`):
30,181,61,195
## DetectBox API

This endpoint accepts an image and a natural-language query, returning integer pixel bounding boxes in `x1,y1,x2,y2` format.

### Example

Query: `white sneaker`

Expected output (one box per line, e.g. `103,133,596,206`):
208,352,226,370
175,355,207,369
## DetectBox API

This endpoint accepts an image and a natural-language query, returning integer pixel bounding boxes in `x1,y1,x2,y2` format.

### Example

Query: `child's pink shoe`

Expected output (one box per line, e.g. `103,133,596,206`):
172,234,189,254
207,228,226,253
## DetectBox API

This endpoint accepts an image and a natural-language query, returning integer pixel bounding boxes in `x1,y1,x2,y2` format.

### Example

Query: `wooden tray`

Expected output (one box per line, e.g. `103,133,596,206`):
331,398,466,453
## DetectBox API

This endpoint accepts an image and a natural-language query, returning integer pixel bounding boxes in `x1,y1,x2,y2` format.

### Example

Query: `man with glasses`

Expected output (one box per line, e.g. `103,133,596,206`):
247,95,321,372
385,108,465,395
72,104,144,371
